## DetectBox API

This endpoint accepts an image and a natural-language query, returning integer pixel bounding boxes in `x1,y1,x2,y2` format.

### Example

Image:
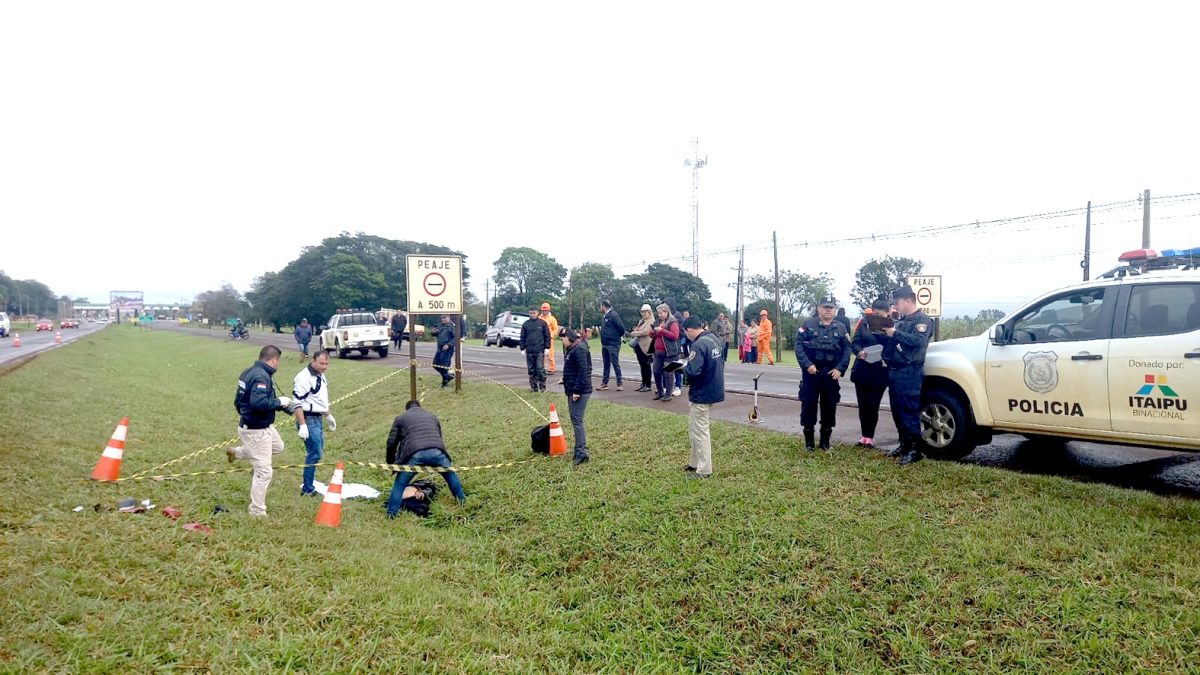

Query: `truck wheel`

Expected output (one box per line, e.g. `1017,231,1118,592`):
336,341,349,359
377,346,389,358
358,348,369,357
918,388,976,460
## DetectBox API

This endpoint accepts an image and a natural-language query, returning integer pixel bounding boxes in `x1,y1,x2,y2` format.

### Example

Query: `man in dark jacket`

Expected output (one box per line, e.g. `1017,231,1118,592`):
385,400,466,517
433,314,456,387
796,295,852,451
390,311,407,349
226,345,297,516
561,328,592,466
681,316,724,479
883,286,933,465
294,318,314,362
598,299,626,391
519,307,551,392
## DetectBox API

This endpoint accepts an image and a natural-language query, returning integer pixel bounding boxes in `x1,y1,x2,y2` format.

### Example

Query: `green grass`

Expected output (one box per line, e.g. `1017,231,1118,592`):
1,329,1198,671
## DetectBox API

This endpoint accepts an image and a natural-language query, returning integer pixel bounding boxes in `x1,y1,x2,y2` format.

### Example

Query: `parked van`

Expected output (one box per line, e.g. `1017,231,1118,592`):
485,311,529,348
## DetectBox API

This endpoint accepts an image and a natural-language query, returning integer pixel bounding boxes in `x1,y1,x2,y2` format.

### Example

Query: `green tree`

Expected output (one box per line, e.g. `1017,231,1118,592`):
566,262,614,329
195,283,250,324
850,256,924,310
746,270,832,321
493,247,566,309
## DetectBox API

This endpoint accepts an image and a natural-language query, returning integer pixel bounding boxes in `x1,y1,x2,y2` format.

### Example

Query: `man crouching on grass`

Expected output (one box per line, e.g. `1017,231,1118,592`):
682,316,724,480
385,400,466,518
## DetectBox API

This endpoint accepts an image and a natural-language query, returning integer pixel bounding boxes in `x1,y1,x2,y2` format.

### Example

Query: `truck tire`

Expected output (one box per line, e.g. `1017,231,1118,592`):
336,341,349,359
918,387,976,460
377,346,389,358
358,348,369,357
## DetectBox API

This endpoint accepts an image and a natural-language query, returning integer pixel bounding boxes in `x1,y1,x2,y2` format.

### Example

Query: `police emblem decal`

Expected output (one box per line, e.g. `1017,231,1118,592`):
1022,351,1059,394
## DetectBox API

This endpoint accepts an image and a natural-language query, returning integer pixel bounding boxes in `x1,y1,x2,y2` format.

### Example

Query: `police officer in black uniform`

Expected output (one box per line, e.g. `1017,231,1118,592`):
795,295,852,450
883,286,934,465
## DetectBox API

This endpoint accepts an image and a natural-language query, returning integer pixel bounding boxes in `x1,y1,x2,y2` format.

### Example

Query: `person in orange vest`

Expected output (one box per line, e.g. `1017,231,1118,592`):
756,309,775,365
540,302,560,374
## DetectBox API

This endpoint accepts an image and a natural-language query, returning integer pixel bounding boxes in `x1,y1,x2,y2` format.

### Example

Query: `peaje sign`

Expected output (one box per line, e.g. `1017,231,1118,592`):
906,275,942,318
406,255,463,314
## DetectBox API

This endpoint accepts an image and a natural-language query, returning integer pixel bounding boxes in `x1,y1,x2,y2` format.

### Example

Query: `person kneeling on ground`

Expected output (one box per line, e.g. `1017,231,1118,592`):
385,400,466,517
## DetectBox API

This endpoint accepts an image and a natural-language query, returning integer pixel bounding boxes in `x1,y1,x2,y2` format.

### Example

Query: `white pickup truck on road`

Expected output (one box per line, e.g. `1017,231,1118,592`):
319,311,391,359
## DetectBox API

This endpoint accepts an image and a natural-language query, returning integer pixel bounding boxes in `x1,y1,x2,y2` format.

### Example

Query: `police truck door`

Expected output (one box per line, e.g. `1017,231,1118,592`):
1108,282,1200,445
985,288,1113,433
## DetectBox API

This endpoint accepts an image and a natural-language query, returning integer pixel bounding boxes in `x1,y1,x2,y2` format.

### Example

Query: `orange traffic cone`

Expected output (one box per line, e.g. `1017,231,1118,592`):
91,417,129,481
55,331,62,345
12,333,20,348
547,404,568,456
314,462,345,528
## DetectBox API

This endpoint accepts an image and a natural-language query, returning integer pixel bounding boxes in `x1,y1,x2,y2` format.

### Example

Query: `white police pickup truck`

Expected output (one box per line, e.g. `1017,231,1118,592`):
918,247,1200,459
319,311,391,359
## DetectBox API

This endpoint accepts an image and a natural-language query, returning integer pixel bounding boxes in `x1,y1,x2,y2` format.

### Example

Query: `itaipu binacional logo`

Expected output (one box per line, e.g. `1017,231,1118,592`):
1130,373,1188,420
1022,351,1058,394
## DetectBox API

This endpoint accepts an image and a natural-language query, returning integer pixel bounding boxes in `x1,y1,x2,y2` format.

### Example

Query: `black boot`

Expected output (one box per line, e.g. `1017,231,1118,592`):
884,438,906,458
898,448,924,465
803,427,816,451
819,428,833,450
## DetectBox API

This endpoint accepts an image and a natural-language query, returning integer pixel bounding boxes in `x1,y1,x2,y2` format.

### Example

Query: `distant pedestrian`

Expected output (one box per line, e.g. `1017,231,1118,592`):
519,306,551,392
757,309,775,365
294,318,314,362
561,328,592,466
629,303,656,392
795,295,851,451
540,303,560,375
598,299,626,391
711,312,733,362
385,400,466,518
883,286,933,465
651,304,681,401
390,311,407,349
293,351,335,497
681,316,725,479
433,314,456,388
835,307,852,333
745,318,760,364
850,298,893,449
226,345,296,516
663,297,686,396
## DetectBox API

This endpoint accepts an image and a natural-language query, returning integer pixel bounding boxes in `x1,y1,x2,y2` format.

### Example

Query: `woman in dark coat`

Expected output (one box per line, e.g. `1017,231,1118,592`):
850,298,893,448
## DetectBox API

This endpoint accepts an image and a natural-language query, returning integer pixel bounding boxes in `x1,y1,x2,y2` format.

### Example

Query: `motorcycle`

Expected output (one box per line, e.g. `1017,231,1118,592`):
229,325,249,340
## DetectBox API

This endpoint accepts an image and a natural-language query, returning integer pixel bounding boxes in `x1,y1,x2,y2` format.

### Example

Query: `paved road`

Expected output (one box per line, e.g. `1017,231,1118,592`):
157,322,1200,497
0,322,107,367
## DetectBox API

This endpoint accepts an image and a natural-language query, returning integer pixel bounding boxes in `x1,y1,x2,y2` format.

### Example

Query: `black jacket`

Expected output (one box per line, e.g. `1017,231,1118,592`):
599,309,626,346
563,339,593,396
795,318,851,373
883,310,933,369
386,407,449,466
849,319,889,387
435,323,456,349
683,331,725,404
390,314,407,335
520,317,551,352
234,360,283,429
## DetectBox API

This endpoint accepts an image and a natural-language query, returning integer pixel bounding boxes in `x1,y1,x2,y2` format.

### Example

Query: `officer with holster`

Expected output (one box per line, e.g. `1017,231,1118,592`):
795,295,851,450
883,286,933,465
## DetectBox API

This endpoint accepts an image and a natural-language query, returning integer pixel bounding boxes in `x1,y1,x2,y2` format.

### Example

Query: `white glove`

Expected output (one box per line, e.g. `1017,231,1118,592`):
544,349,549,355
277,396,292,409
326,414,336,431
297,424,310,440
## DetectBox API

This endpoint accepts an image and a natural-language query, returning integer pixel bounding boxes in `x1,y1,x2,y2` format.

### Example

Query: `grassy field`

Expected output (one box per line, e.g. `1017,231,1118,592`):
1,328,1198,671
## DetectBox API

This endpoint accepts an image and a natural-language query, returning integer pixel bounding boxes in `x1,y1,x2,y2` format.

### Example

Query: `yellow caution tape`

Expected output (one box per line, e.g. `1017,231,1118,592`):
111,454,552,482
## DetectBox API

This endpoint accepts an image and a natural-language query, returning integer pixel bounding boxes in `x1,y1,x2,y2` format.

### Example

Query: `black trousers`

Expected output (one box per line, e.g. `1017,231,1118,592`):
525,350,546,390
800,368,841,430
854,383,887,438
633,343,652,386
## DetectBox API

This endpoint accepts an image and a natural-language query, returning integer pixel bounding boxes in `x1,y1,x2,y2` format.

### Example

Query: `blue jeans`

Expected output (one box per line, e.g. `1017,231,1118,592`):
601,343,622,386
386,448,465,516
433,347,454,383
568,393,590,459
299,416,324,495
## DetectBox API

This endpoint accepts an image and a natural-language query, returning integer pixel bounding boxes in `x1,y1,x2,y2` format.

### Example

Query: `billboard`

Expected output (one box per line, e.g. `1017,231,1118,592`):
110,291,144,312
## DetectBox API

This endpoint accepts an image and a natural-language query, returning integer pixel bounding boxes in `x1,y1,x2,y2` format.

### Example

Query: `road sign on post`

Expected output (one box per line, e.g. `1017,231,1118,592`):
407,255,465,395
906,275,942,318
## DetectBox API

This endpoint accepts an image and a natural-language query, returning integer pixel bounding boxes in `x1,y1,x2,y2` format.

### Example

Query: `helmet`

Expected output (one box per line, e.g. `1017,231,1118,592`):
540,303,551,311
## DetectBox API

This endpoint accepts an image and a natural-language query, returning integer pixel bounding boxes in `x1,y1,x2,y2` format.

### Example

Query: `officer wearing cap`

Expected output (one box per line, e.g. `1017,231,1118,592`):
883,286,934,465
795,295,852,450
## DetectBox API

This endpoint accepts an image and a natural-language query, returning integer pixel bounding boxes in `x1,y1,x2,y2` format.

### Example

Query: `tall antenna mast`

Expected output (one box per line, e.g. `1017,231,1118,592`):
684,137,707,276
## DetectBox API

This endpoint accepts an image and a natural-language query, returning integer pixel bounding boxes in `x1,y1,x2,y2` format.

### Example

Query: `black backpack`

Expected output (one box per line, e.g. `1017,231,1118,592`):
530,424,550,454
400,480,438,518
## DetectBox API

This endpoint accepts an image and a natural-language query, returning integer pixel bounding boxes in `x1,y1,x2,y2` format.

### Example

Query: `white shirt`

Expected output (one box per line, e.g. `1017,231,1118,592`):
293,365,330,414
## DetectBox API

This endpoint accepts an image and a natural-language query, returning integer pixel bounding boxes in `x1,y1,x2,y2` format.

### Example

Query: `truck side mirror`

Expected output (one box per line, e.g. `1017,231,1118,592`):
990,324,1008,345
318,325,327,332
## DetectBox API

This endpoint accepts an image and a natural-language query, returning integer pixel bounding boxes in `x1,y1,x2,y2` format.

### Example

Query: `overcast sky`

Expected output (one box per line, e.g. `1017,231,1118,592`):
3,2,1198,317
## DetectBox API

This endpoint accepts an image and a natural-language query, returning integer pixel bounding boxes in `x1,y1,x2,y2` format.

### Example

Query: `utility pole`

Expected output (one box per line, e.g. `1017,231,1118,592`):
772,230,782,362
1082,201,1092,281
734,245,745,325
1141,188,1151,248
684,138,708,277
484,279,491,325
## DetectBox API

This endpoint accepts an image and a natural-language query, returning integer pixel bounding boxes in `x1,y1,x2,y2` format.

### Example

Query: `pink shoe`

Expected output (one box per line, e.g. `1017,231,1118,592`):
855,437,874,448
